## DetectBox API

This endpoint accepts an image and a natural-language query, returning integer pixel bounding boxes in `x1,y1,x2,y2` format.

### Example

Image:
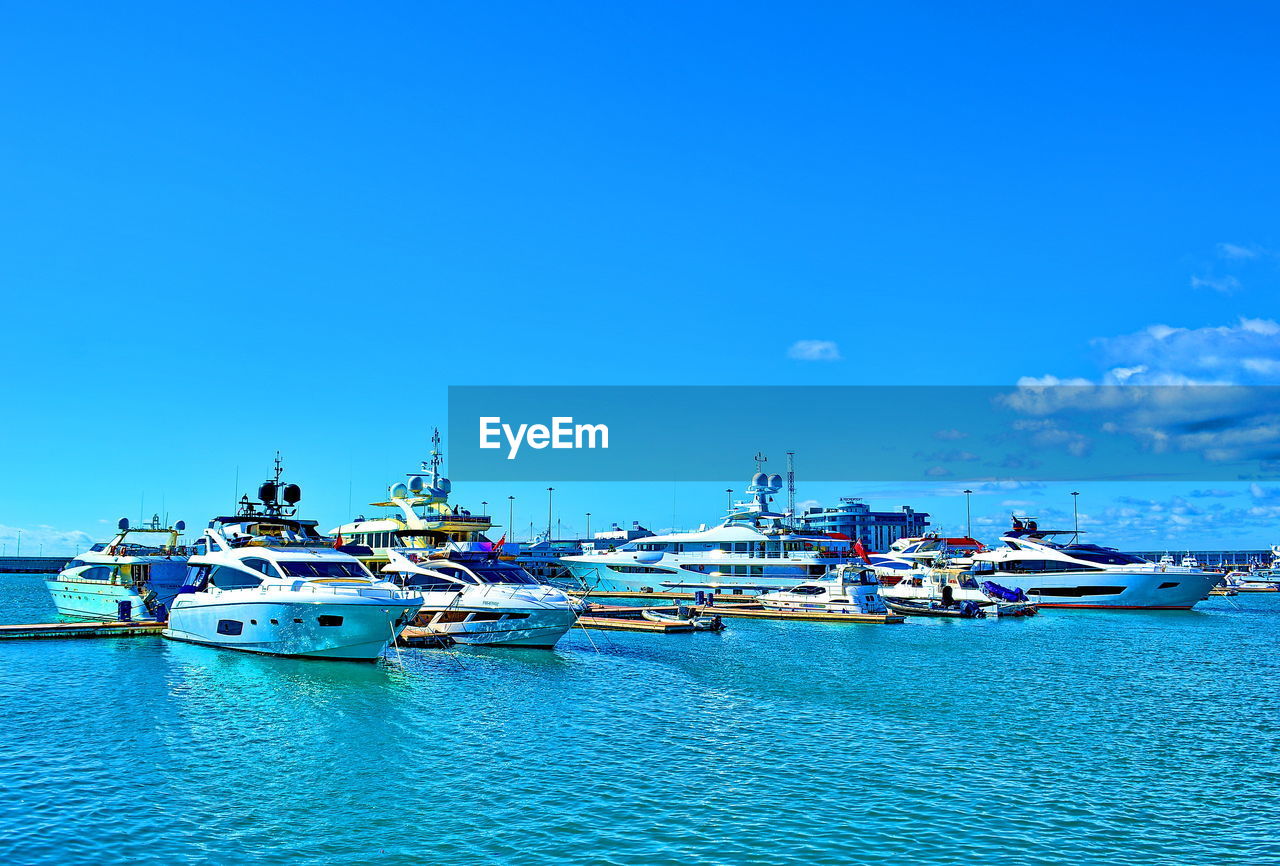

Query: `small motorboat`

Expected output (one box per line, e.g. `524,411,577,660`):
641,607,725,631
884,598,989,618
757,564,890,614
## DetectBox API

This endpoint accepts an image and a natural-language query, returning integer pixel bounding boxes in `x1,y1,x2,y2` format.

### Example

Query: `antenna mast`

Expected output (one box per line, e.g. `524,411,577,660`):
786,451,795,519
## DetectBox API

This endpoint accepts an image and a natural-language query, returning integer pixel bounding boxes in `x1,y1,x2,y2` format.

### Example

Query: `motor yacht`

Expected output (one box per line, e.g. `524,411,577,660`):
559,469,851,595
330,430,497,572
164,460,422,660
964,517,1219,610
757,564,889,614
879,563,1038,616
382,547,581,648
868,534,985,585
46,515,189,621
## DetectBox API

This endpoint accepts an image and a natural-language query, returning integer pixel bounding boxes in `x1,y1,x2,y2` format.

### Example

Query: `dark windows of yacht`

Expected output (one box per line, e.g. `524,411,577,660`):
1060,546,1149,565
278,561,370,579
998,560,1105,574
243,558,279,576
79,566,115,581
209,566,264,590
1029,586,1125,597
216,620,243,635
317,615,344,627
404,572,463,591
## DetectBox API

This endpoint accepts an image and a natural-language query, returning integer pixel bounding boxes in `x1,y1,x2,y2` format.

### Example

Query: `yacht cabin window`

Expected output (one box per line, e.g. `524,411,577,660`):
209,566,263,590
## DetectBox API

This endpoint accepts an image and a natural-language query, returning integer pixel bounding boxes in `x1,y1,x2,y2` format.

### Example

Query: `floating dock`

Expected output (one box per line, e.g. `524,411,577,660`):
575,615,695,633
0,620,165,641
570,590,759,602
692,604,904,625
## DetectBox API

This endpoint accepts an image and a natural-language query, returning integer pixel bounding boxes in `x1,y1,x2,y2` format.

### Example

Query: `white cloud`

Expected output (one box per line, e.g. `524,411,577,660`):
1190,275,1241,293
933,428,969,440
787,339,841,361
1217,242,1262,260
0,523,95,556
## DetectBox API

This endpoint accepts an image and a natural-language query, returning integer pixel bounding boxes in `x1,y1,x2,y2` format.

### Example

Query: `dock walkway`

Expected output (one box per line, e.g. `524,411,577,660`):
0,620,165,640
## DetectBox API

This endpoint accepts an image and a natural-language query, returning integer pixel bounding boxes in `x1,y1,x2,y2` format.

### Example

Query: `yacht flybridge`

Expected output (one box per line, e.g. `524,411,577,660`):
964,517,1219,610
164,457,422,660
46,515,189,621
560,469,852,594
330,429,495,571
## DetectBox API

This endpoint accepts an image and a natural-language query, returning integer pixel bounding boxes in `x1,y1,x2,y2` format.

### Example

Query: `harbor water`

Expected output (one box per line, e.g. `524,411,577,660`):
2,573,1277,865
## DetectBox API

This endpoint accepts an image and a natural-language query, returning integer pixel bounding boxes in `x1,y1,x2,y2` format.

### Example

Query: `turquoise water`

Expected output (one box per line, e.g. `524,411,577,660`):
2,573,1277,865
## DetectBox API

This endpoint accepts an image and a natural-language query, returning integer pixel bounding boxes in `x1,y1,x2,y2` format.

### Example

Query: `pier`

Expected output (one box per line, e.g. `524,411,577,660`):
0,556,72,574
692,604,904,625
0,620,165,640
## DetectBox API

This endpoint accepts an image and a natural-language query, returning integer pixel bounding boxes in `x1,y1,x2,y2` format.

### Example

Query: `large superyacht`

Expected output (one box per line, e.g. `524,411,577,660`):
559,470,852,595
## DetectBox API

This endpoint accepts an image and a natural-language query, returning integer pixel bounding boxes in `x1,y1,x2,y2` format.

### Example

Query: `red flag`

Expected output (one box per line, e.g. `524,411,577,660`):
490,533,507,558
854,540,872,564
333,532,344,549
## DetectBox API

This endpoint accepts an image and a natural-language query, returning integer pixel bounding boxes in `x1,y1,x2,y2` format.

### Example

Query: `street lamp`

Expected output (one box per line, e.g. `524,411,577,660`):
546,487,554,540
725,488,733,513
963,489,973,537
1071,491,1080,535
16,530,20,558
481,500,488,517
508,495,515,537
586,512,592,539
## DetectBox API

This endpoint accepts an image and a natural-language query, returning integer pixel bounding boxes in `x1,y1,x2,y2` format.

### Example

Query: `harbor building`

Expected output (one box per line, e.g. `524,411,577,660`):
795,499,930,551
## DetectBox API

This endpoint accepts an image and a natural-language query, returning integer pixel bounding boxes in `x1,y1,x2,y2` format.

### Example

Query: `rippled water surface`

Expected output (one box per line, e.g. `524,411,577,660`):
2,573,1278,864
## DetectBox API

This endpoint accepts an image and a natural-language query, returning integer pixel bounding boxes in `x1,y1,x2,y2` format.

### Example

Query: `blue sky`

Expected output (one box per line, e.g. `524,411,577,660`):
1,2,1279,554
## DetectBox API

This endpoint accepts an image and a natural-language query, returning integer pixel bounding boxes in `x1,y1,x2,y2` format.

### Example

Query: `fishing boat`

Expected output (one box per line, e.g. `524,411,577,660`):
757,563,890,614
640,607,725,631
46,515,189,621
382,548,581,648
164,458,422,660
559,467,852,595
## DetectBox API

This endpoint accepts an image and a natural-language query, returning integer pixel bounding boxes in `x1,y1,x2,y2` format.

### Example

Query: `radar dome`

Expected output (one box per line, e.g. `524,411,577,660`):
258,481,278,503
118,518,129,531
175,520,186,531
438,478,452,494
282,483,301,504
407,476,425,494
768,474,783,491
752,472,769,488
390,482,410,499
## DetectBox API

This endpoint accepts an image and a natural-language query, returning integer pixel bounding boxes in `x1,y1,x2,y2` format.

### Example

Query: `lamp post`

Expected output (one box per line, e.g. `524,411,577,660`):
963,489,973,537
508,496,515,537
546,487,554,541
16,530,20,558
586,512,592,539
1071,491,1080,535
725,488,733,513
481,500,488,517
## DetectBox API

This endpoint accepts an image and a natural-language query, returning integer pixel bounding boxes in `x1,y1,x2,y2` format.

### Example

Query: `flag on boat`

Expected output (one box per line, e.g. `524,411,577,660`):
854,540,872,564
489,533,507,559
332,532,344,549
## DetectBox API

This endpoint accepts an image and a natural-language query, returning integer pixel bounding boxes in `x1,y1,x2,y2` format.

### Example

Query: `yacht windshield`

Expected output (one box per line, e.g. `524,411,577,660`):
467,562,542,585
1061,545,1149,565
278,561,371,579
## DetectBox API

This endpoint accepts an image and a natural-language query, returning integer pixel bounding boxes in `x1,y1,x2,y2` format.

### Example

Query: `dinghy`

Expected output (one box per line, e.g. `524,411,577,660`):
641,607,725,631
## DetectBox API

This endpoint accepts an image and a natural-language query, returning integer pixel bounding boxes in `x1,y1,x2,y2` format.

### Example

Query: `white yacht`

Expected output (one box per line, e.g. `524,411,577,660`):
869,534,985,584
164,461,422,660
330,430,497,572
46,515,190,621
758,564,889,614
382,548,581,648
1180,553,1202,569
965,517,1219,610
559,470,851,595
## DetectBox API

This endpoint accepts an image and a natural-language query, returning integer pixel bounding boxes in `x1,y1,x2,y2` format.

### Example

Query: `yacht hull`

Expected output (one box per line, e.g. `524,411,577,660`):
164,598,420,660
562,560,825,595
44,564,187,621
412,587,579,648
989,570,1219,610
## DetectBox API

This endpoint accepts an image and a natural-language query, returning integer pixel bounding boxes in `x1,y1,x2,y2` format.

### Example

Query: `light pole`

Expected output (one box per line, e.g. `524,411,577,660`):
481,500,488,517
586,512,592,539
508,496,515,537
16,530,20,558
725,488,733,513
1071,491,1080,535
546,487,554,541
963,489,973,537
